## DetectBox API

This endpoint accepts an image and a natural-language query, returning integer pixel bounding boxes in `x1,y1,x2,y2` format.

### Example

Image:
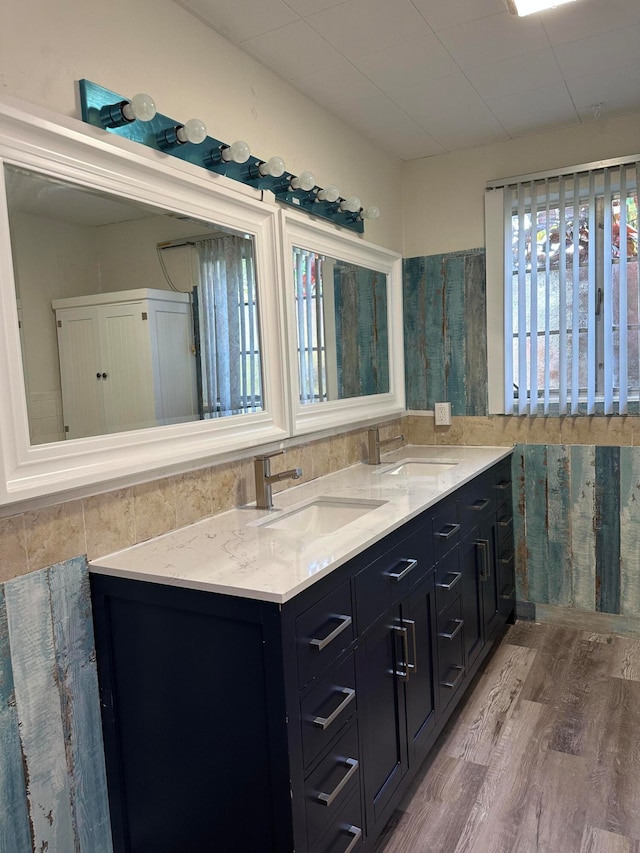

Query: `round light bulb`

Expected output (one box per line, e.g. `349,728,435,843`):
177,118,208,145
340,196,362,213
122,93,157,122
362,205,380,220
258,156,286,178
221,140,251,164
316,184,340,203
290,171,316,192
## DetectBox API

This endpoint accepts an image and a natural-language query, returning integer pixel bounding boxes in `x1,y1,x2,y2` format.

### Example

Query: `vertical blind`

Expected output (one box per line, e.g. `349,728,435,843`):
293,248,327,405
504,160,639,415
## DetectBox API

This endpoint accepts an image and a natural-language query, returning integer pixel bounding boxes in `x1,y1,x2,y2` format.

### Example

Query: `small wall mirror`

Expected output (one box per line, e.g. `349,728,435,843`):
281,210,404,435
0,100,287,504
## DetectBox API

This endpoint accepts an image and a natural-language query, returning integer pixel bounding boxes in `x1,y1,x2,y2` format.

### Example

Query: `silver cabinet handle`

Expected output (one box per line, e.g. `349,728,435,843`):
476,538,490,580
436,571,462,591
316,757,359,807
436,523,460,539
469,498,490,511
393,624,410,682
405,618,418,677
386,557,418,582
495,480,510,491
498,515,513,527
343,825,363,853
438,617,463,641
441,665,464,690
500,584,516,599
312,687,356,730
309,614,352,651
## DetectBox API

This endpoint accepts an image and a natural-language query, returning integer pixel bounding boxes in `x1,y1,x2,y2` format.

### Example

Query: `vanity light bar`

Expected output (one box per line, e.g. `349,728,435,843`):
77,80,367,234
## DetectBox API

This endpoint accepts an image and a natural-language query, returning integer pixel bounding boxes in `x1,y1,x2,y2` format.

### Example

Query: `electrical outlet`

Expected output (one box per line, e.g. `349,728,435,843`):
434,402,452,426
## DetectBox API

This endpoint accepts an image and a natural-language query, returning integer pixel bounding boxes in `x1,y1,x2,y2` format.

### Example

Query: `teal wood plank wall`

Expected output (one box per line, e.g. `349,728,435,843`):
0,559,113,853
403,247,640,618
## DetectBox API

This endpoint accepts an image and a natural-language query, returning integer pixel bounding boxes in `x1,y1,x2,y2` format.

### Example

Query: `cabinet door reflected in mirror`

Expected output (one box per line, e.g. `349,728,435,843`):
5,165,263,445
292,246,389,406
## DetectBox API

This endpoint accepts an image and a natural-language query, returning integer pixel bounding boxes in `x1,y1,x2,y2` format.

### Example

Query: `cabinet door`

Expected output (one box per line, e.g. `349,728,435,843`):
100,303,156,432
147,299,197,424
402,573,437,766
357,607,407,833
459,537,484,670
479,521,501,640
56,307,106,438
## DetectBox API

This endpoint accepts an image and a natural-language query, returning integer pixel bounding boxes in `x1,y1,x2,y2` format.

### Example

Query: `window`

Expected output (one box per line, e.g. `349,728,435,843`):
487,159,639,415
293,248,328,405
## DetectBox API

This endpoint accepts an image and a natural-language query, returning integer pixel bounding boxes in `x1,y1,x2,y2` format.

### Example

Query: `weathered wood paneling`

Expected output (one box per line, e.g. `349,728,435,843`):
619,448,640,617
0,586,32,853
547,445,572,607
0,560,113,853
442,254,466,415
524,445,550,605
570,446,597,612
595,446,621,614
403,257,430,411
464,253,487,416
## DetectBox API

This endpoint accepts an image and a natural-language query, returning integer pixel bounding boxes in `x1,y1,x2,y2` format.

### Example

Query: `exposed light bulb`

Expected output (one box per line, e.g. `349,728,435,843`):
340,196,362,214
176,119,208,145
258,156,286,178
221,140,251,164
316,184,340,203
121,93,157,123
361,206,380,221
290,171,316,192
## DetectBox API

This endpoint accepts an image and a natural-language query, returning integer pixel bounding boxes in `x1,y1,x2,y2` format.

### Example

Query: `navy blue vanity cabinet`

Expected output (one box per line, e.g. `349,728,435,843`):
494,459,516,622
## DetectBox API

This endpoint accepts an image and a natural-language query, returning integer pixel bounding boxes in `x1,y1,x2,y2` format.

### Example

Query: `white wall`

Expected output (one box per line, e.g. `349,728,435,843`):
402,112,640,258
1,0,402,253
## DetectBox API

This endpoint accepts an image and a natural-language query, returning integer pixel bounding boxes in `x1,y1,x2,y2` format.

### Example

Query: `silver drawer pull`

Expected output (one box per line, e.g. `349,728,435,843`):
309,614,352,651
477,538,490,580
498,517,513,528
495,480,510,491
438,617,463,641
393,625,410,682
316,757,359,807
436,571,462,591
469,498,490,511
500,584,516,599
343,825,363,853
441,665,464,690
436,522,460,540
312,687,356,730
386,557,418,582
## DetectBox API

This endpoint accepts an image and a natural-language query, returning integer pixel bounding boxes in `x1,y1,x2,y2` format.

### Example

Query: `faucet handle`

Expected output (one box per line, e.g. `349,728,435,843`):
254,449,285,461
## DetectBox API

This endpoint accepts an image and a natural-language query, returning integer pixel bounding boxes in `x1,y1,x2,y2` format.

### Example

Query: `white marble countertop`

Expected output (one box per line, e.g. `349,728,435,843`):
89,445,512,604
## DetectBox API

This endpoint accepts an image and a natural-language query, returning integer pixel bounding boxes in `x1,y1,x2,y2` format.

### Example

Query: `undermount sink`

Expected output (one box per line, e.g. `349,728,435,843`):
380,458,459,477
254,497,387,535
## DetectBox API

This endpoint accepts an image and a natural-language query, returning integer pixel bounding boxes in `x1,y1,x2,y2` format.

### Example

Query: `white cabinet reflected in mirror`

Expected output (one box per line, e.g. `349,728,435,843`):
5,165,264,445
282,210,404,435
0,98,286,504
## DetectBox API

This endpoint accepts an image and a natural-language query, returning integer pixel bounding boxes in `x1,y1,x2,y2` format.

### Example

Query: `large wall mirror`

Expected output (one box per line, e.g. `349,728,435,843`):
0,97,287,504
281,211,404,435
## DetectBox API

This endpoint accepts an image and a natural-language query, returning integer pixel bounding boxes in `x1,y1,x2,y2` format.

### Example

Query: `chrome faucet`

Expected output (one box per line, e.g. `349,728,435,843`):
367,427,405,465
254,450,303,510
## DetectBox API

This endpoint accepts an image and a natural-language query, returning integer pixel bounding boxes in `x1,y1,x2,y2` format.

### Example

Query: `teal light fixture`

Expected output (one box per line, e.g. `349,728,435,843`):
78,80,373,234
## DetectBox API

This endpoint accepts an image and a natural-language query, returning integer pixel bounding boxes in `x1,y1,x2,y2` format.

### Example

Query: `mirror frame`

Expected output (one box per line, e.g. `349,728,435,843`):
280,209,405,435
0,95,289,505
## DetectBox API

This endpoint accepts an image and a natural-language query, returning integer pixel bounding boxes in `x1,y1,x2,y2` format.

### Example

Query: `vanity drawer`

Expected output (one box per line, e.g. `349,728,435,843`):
301,654,357,769
458,475,493,539
432,499,460,563
437,598,465,711
297,581,355,689
355,529,432,633
434,547,462,616
498,552,516,618
312,793,363,853
306,722,360,851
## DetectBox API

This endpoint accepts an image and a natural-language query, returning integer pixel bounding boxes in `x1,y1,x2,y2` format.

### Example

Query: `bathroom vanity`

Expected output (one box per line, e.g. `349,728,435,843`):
90,446,514,853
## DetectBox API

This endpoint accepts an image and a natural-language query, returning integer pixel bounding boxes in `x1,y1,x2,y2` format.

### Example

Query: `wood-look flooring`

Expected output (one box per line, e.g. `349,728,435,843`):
375,621,640,853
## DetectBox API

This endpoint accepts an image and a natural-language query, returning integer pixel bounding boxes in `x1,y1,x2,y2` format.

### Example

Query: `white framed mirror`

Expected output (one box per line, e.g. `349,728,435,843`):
280,209,405,435
0,95,288,504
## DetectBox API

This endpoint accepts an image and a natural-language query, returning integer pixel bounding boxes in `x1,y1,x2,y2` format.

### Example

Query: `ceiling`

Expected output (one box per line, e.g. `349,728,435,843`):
172,0,640,161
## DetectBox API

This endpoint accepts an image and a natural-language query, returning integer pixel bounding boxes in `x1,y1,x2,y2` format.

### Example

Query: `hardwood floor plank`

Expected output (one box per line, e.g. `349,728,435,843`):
586,677,640,840
502,620,552,650
607,636,640,681
581,826,640,853
518,624,584,705
442,643,537,766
